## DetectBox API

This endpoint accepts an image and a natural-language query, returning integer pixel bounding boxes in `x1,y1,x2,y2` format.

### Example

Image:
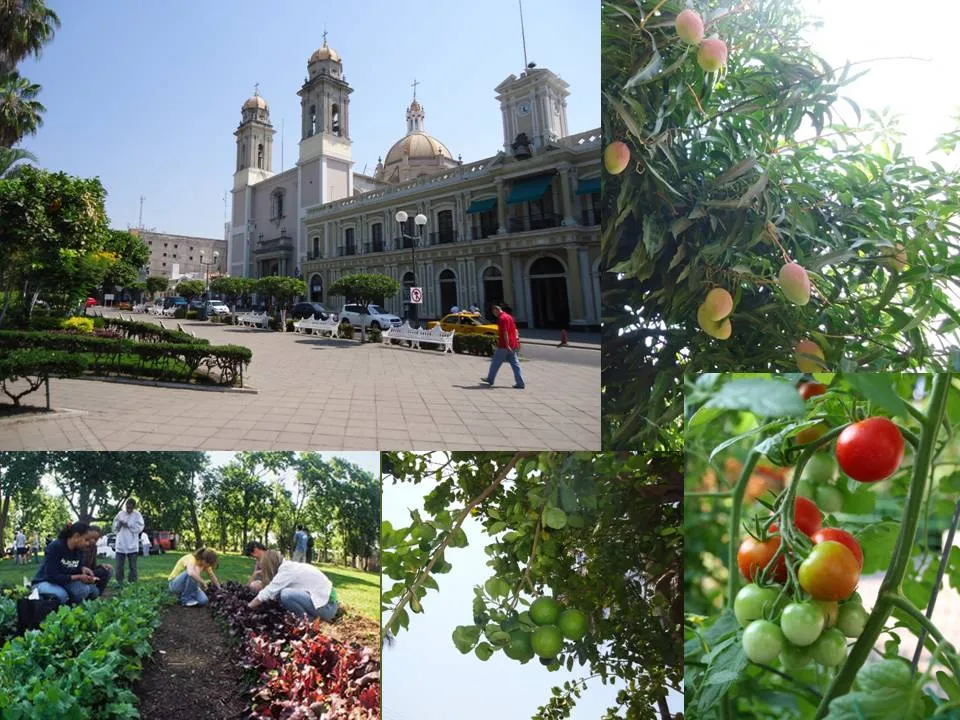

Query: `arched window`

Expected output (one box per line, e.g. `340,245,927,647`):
312,237,321,258
331,104,341,135
257,144,264,169
530,256,565,276
439,269,458,314
309,105,317,136
482,265,503,314
271,190,284,220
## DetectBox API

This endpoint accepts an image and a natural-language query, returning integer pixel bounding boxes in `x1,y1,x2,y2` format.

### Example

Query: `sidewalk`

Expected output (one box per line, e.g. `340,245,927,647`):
519,328,600,350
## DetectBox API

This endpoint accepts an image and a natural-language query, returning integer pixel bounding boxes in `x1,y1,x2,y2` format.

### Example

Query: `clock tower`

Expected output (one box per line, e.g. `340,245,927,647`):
495,65,570,156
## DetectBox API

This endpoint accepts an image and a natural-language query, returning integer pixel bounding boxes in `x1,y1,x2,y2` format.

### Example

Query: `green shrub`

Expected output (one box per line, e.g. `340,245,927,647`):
338,320,355,340
365,326,382,343
61,317,94,334
185,310,199,320
103,318,207,345
285,319,296,333
27,315,64,332
173,307,187,319
0,348,89,406
453,334,496,356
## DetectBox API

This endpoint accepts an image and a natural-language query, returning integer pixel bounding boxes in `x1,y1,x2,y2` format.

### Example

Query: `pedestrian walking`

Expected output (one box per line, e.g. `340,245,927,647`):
480,305,525,389
112,498,144,586
14,528,26,565
140,531,151,557
292,525,308,563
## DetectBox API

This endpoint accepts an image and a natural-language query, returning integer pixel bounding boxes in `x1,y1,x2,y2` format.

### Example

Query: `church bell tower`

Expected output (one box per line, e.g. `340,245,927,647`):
233,85,275,191
495,65,570,157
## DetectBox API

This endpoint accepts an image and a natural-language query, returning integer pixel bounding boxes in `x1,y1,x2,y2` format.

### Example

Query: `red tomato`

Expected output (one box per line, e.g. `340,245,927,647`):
737,535,787,583
798,382,828,401
812,528,863,569
795,423,828,446
798,541,860,601
835,417,904,483
769,496,823,538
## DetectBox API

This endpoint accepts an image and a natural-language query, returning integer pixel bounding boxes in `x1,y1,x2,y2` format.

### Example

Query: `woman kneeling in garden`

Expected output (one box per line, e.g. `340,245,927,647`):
33,522,100,605
168,548,221,607
247,549,338,620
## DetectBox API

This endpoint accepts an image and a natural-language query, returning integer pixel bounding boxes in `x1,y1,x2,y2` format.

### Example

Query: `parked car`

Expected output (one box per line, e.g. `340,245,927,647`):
162,296,188,310
428,312,498,337
204,300,231,316
291,301,334,320
340,303,402,330
188,299,206,310
85,297,97,307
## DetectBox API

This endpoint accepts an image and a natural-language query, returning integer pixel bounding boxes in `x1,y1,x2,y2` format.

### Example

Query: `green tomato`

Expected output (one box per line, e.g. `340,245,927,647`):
780,642,813,670
796,479,816,500
844,592,863,606
734,584,782,628
801,453,837,484
742,620,784,665
815,485,844,513
837,603,869,638
814,600,839,629
780,601,825,647
811,628,847,666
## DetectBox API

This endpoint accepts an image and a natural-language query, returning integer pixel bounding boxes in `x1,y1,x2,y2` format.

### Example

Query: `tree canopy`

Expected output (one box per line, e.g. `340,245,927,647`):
328,273,400,311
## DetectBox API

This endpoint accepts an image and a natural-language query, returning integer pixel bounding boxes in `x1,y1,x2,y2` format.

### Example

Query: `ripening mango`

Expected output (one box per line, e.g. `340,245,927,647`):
702,287,733,321
698,303,732,340
779,262,811,305
675,9,704,45
698,37,728,72
881,244,907,272
795,339,826,372
604,141,631,176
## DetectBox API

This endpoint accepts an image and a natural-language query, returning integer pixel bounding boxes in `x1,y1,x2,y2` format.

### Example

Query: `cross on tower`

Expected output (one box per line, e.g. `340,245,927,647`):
411,77,420,101
253,82,260,96
322,26,328,46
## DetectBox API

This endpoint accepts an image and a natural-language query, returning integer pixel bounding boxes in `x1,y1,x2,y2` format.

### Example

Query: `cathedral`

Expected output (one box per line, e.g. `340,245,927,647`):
228,38,600,330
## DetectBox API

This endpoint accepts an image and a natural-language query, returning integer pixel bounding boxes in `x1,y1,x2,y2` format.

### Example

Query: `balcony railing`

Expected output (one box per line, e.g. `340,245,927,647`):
365,240,386,253
306,251,323,261
471,226,498,240
393,236,419,250
581,208,600,226
508,213,561,233
337,244,357,257
253,236,295,255
428,230,458,246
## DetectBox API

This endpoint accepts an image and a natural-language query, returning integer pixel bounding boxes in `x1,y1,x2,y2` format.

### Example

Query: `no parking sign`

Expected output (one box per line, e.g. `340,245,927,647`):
410,287,423,304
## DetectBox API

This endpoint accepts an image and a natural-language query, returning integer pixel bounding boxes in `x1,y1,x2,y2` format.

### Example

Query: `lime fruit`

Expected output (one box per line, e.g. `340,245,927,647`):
531,625,564,658
558,609,588,640
503,630,534,661
529,596,561,626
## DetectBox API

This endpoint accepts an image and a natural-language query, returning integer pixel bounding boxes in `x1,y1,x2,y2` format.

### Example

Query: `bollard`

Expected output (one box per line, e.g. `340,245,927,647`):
558,329,568,347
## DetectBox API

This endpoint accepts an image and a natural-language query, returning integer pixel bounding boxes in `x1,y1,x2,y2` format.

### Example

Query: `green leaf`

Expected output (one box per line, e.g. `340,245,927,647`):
447,527,469,548
936,671,960,703
856,522,901,574
825,659,925,720
841,482,877,515
474,642,494,661
843,374,911,419
452,624,482,654
705,378,807,417
696,637,747,715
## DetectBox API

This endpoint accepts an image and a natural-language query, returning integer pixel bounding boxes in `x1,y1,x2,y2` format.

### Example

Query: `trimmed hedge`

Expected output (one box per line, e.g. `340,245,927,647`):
453,334,497,356
102,317,207,345
0,331,252,387
0,348,89,406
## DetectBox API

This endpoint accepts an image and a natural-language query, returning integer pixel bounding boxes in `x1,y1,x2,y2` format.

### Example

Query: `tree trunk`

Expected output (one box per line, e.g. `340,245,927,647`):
188,493,203,548
657,695,671,720
0,494,9,547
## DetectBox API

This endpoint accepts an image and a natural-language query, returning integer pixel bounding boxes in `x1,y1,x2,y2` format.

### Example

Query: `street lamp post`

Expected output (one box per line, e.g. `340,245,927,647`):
395,210,427,326
199,249,220,300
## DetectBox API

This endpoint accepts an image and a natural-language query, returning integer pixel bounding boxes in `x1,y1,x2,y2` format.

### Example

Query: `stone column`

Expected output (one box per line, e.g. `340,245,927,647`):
495,179,507,235
558,164,577,227
566,245,586,326
579,246,596,325
500,251,514,307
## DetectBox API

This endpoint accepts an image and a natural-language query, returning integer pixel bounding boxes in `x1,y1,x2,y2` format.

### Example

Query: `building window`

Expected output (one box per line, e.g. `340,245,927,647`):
344,227,355,255
439,269,458,314
312,237,320,257
271,190,285,220
189,256,193,261
331,104,341,135
371,222,383,251
257,144,264,169
309,105,317,136
436,209,454,244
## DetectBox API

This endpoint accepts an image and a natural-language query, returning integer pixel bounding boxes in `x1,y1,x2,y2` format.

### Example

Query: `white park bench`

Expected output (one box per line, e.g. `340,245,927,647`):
150,304,165,316
161,306,177,318
236,311,270,328
383,322,455,353
293,316,340,338
131,303,148,313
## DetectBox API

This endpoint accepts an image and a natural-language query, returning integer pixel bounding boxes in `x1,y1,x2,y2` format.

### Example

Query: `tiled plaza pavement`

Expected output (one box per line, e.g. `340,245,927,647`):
0,314,599,450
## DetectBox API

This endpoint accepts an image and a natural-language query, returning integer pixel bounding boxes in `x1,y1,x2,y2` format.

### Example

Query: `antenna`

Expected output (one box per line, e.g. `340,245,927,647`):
281,118,285,172
518,0,529,68
138,195,144,228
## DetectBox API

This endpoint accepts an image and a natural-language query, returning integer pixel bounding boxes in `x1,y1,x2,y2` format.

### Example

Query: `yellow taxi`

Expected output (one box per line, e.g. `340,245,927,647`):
428,312,499,337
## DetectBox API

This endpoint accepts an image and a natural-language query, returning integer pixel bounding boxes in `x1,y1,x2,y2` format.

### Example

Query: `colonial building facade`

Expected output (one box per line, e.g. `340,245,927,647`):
228,39,600,329
133,229,227,282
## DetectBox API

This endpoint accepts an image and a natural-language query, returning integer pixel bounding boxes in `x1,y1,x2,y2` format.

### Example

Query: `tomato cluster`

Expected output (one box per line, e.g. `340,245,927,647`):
794,451,843,513
735,493,868,670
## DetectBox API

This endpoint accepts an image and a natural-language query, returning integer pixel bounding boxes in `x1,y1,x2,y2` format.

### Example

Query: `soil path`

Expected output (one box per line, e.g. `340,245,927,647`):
136,604,249,720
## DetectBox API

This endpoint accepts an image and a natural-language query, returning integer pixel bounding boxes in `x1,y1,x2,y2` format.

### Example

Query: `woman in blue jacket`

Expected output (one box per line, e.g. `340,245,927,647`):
33,522,100,605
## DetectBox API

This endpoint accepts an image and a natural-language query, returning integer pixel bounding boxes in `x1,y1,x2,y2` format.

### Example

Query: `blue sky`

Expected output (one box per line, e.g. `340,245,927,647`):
382,475,683,720
17,0,599,239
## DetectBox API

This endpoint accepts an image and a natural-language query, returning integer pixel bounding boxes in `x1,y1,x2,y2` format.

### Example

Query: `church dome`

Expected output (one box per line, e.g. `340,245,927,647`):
242,94,268,111
384,132,453,165
310,43,341,64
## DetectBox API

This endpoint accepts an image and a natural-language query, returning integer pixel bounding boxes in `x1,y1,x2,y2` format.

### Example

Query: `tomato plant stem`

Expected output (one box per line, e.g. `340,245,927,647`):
813,373,953,718
891,593,960,679
727,449,761,606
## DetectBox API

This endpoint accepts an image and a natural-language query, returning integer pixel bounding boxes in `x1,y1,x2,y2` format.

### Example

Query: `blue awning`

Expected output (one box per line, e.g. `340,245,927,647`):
506,175,554,205
576,176,601,195
466,197,497,214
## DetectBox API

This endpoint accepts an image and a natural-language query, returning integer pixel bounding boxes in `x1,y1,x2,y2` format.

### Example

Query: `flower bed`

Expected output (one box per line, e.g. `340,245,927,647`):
0,582,168,718
209,582,380,719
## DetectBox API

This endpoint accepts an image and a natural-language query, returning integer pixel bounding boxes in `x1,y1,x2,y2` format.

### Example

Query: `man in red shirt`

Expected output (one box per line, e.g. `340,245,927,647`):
480,305,525,389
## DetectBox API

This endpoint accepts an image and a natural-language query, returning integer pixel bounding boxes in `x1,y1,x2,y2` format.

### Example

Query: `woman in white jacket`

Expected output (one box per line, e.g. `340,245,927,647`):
247,550,338,620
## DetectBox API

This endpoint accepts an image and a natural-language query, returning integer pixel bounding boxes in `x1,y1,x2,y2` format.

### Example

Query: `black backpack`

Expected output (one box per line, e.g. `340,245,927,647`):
16,595,60,633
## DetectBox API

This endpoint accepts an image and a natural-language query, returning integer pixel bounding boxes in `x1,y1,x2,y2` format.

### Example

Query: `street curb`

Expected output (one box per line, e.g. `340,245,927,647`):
0,407,89,426
520,339,600,351
71,376,259,394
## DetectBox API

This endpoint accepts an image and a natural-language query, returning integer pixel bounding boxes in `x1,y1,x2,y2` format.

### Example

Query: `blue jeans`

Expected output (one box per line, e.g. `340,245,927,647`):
485,349,524,387
168,571,208,606
34,579,99,605
279,589,337,621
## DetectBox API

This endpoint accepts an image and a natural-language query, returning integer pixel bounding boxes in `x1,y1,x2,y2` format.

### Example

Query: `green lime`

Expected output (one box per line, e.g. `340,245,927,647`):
503,630,534,661
531,625,564,658
558,609,588,640
529,596,561,626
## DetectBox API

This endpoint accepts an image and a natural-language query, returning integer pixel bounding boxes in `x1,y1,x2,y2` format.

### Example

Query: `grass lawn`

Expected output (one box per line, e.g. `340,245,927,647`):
0,552,379,621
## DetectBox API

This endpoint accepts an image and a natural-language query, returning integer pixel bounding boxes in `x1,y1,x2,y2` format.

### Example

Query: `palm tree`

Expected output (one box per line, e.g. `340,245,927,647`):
0,72,44,147
0,145,35,177
0,0,61,74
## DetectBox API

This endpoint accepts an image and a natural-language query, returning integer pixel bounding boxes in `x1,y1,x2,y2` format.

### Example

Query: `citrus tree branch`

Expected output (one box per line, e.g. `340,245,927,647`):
814,373,953,717
383,451,534,636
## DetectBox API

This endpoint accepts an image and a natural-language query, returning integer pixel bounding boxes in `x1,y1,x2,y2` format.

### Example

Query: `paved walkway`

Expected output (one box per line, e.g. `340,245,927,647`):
0,313,599,451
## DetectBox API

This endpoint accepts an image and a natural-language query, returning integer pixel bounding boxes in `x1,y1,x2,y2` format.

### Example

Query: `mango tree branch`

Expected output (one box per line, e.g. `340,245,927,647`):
383,451,534,636
814,372,952,718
